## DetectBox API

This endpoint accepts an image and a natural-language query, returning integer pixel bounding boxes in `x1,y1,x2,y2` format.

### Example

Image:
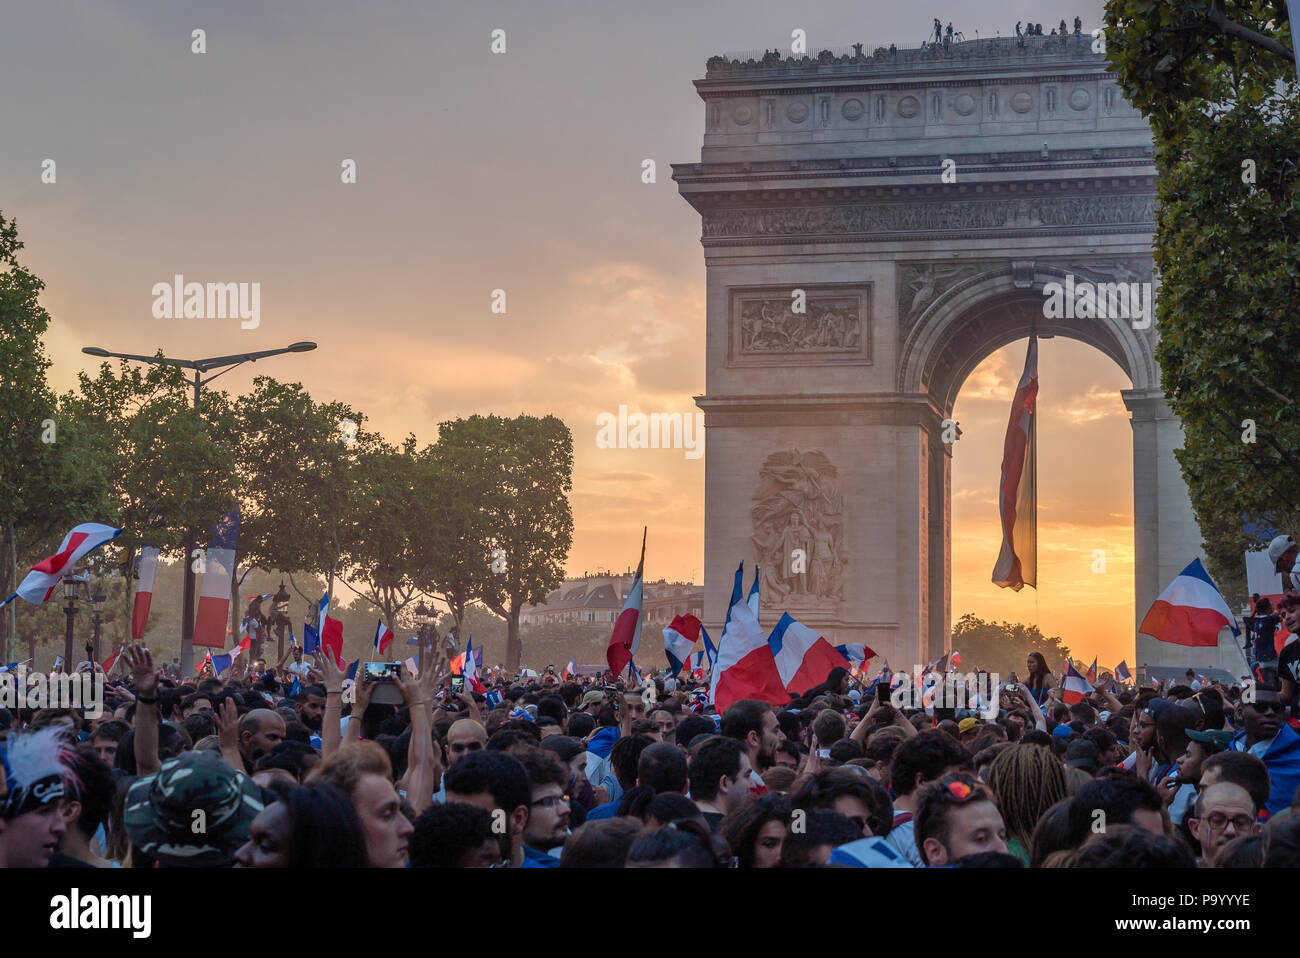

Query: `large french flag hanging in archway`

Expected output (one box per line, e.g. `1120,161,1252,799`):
992,335,1038,591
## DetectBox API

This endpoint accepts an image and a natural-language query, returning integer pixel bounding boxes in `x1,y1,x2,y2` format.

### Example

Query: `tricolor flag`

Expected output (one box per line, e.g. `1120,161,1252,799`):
302,623,320,655
690,648,710,680
951,651,962,668
464,637,486,694
101,646,123,673
194,509,240,648
485,689,503,710
747,567,760,621
131,546,160,639
562,658,576,680
346,659,359,681
1138,558,1241,647
0,660,28,675
403,655,419,678
317,594,329,635
605,528,646,677
210,651,234,676
321,614,346,670
1061,661,1092,705
834,643,874,666
663,614,703,675
2,523,122,607
992,335,1038,591
768,613,851,696
1085,657,1098,684
1114,660,1132,684
702,625,717,672
709,570,786,713
374,620,395,656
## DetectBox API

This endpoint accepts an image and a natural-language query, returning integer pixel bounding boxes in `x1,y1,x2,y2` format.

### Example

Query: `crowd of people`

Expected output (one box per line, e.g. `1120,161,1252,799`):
3,638,1300,869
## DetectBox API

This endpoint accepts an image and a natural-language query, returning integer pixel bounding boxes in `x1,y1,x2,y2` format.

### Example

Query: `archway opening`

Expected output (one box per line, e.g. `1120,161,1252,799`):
949,336,1135,672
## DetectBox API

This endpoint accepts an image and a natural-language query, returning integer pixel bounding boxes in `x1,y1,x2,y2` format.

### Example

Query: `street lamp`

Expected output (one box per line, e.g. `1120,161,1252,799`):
89,582,107,664
270,582,292,662
61,571,84,671
81,342,317,673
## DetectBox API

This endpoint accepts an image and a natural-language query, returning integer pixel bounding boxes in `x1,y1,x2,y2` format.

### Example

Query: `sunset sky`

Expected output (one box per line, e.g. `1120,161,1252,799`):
1,0,1139,665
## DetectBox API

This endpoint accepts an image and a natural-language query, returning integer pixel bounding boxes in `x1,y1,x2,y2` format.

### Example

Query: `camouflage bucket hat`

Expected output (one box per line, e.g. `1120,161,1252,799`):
124,750,265,867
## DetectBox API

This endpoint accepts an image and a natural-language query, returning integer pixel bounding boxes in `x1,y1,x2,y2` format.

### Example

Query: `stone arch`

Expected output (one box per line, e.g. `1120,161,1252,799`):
899,264,1158,413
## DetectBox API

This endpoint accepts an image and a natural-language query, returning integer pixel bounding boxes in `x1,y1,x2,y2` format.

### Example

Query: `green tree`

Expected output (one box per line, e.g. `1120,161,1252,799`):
436,415,573,672
949,613,1073,678
337,437,427,633
1105,0,1300,587
0,211,116,660
234,377,373,622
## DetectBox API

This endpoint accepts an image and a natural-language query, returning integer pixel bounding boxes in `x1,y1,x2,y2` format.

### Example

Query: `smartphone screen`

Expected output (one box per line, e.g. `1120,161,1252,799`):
450,674,465,693
363,662,402,683
876,682,891,706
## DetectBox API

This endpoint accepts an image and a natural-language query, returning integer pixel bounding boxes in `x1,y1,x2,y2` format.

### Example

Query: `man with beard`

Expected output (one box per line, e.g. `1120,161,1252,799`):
294,685,326,732
516,748,570,867
238,709,287,775
721,699,785,782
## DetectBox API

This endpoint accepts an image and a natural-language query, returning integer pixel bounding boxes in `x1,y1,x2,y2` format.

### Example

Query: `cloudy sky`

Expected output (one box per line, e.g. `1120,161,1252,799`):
2,0,1140,665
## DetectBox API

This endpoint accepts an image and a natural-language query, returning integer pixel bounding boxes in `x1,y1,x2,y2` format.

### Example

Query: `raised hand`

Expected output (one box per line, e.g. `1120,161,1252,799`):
124,644,159,699
319,649,344,695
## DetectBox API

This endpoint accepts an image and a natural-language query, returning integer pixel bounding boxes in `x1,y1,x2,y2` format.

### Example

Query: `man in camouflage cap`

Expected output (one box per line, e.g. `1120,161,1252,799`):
124,750,265,867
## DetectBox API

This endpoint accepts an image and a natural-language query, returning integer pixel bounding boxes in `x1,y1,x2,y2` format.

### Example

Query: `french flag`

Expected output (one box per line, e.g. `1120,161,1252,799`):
374,620,395,656
321,613,346,670
768,614,850,696
709,566,786,713
747,567,760,620
3,523,122,607
1139,558,1241,647
101,647,123,673
606,529,646,677
464,637,486,694
992,335,1038,591
1085,657,1098,683
562,658,576,679
664,614,703,675
1061,661,1092,705
131,546,160,639
194,509,240,648
1114,660,1132,683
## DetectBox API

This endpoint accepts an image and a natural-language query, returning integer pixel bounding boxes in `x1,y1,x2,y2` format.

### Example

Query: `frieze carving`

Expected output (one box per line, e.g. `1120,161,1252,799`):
702,194,1156,240
730,286,872,365
752,450,845,604
739,297,861,353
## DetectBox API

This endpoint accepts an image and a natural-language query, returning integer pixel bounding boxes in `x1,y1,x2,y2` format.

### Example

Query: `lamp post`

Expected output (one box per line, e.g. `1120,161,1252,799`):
89,583,106,664
415,601,430,676
81,342,317,673
61,571,83,671
270,582,292,662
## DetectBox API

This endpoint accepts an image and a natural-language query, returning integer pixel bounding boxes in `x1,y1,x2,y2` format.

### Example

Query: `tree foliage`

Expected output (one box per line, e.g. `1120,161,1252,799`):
1105,0,1300,588
950,613,1073,678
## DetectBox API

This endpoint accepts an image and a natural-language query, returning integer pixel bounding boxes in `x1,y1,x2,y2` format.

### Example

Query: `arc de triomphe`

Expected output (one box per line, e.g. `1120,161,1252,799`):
673,35,1224,674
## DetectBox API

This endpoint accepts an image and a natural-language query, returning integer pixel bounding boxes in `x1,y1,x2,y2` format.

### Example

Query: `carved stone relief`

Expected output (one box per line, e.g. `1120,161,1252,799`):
752,450,845,603
703,194,1156,241
730,286,872,365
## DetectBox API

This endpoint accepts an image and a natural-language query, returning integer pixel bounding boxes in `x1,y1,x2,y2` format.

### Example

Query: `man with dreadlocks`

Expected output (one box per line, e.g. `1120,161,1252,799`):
983,744,1069,865
0,726,77,868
